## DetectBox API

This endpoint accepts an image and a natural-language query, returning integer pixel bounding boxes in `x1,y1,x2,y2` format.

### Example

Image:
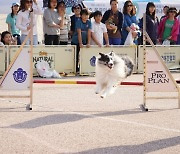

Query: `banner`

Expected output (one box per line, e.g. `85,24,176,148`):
80,46,137,75
138,46,180,73
0,48,30,90
145,49,178,92
9,45,76,75
0,46,5,75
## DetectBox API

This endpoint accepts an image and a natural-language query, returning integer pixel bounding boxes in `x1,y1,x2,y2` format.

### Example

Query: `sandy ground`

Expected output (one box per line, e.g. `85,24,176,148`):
0,74,180,154
0,14,8,33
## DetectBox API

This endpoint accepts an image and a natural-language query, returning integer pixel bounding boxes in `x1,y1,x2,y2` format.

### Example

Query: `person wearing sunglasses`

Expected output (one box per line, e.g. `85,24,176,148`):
16,0,43,45
69,4,82,38
6,2,21,45
158,7,179,45
121,0,139,45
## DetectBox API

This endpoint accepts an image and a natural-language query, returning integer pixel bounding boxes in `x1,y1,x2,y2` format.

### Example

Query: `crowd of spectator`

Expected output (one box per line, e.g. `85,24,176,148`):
0,0,179,70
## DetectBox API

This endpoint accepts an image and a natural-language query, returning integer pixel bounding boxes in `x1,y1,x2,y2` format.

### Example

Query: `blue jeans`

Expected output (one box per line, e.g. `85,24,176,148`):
21,34,38,45
109,38,121,45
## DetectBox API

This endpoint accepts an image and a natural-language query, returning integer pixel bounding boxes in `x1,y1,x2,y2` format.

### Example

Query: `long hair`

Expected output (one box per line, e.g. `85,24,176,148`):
11,7,15,18
123,0,135,16
20,0,33,12
146,2,156,20
48,0,57,9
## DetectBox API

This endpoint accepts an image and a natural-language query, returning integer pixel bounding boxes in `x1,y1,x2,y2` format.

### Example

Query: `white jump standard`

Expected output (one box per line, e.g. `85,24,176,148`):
140,14,180,111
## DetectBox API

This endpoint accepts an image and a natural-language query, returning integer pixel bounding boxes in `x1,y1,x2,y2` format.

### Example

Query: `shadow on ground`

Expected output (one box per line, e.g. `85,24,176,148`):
5,109,143,129
71,136,180,154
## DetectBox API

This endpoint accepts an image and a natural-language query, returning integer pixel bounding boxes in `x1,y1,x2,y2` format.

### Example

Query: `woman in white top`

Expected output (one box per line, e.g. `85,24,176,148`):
16,0,43,45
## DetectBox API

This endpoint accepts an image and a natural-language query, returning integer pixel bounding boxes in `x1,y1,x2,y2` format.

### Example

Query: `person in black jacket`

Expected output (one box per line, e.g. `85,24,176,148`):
139,2,159,45
102,0,123,45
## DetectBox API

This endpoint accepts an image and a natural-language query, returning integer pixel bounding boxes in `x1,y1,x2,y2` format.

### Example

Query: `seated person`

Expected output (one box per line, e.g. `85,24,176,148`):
1,31,17,45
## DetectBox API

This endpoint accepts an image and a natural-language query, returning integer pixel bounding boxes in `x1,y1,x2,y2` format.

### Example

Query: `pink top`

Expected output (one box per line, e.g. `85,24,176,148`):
158,16,179,41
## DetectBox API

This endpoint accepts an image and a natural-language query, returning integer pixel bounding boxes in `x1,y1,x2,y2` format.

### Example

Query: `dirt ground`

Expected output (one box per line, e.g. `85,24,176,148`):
0,74,180,154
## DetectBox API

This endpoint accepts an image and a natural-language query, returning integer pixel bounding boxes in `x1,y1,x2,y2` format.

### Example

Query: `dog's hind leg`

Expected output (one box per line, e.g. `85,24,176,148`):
101,82,115,98
95,82,103,94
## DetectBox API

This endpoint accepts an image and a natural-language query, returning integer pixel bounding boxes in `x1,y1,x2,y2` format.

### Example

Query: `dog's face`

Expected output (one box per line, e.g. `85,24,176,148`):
98,52,115,69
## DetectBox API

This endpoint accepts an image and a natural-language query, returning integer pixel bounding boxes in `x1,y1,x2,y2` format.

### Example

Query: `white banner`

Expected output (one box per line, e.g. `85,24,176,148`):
0,46,5,75
80,46,137,75
9,45,76,75
145,49,178,92
0,48,30,90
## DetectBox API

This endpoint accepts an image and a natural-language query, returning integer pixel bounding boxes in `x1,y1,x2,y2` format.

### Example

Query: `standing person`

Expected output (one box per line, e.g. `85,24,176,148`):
70,4,82,37
121,0,138,45
6,2,21,45
57,1,71,45
71,9,92,73
158,7,179,45
176,10,180,45
91,11,109,47
16,0,43,45
102,0,123,45
43,0,61,45
139,2,159,45
160,6,169,21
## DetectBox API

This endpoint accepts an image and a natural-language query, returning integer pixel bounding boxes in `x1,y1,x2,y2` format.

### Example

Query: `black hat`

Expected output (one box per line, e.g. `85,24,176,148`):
71,4,82,13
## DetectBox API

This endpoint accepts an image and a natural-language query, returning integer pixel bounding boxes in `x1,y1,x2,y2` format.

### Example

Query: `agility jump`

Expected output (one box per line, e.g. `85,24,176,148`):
0,13,179,111
0,13,34,110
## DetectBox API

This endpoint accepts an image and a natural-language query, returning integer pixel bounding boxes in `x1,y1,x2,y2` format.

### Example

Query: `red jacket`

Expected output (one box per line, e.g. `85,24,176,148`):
158,17,179,41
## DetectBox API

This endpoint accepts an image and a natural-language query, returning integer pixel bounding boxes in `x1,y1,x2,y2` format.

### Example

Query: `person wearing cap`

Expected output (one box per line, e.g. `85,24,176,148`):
69,4,82,37
158,7,179,45
16,0,43,45
6,2,21,45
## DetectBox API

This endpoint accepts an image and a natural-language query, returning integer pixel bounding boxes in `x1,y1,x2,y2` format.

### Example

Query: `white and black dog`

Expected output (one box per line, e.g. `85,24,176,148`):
95,51,134,98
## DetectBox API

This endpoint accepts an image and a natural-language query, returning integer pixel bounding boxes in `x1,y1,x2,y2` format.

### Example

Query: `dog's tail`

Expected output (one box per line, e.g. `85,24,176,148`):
122,56,134,77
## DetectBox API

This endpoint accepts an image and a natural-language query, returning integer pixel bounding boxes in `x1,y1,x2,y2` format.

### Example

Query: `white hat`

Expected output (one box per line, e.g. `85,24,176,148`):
12,2,20,7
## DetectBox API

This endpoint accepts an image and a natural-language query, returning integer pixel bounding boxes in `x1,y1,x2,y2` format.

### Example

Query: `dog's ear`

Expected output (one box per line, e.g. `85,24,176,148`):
109,51,114,56
99,53,104,57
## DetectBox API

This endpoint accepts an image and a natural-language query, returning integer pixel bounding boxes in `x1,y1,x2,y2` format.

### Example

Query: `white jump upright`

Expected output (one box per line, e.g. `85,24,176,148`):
140,14,180,111
0,13,34,110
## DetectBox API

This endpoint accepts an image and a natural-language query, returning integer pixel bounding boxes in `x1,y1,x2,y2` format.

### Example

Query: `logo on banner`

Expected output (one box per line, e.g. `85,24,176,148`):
33,51,54,68
13,68,27,83
148,71,169,84
90,56,96,67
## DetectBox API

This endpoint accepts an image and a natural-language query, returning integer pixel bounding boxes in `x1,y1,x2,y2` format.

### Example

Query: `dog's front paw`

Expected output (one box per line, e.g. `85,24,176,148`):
95,91,99,94
100,94,106,98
